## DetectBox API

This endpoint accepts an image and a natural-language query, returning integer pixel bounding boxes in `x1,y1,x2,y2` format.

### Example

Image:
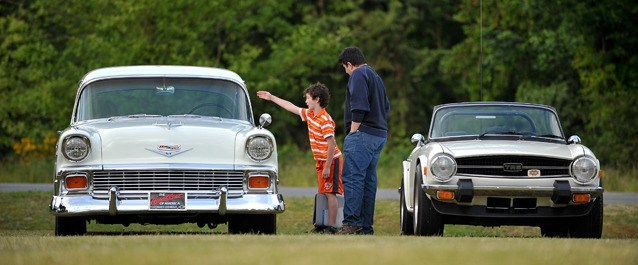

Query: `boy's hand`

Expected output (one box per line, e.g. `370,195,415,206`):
322,166,330,179
256,91,272,101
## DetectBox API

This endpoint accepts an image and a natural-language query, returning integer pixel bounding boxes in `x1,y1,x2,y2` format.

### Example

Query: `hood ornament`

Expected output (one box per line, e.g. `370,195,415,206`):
153,121,183,130
146,145,192,157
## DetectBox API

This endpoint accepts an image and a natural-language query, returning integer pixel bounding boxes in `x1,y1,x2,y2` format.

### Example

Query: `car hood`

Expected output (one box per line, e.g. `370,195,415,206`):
78,118,250,165
438,140,584,160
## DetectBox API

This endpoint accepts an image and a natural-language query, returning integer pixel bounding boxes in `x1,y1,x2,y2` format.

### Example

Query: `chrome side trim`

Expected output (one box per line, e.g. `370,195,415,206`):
102,164,235,171
57,165,103,175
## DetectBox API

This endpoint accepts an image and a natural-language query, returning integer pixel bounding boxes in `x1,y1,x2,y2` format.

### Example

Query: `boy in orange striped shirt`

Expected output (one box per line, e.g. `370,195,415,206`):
257,83,344,233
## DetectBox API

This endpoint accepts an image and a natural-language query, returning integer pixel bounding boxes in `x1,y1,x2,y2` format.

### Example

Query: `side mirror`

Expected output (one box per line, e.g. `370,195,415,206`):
410,133,425,146
258,113,272,129
568,135,581,144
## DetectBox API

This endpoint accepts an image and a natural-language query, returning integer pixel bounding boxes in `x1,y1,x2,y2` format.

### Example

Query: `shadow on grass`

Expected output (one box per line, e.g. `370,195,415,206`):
85,230,226,236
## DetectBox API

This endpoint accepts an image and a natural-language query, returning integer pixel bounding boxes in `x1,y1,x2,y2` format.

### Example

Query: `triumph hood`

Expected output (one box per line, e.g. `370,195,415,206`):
439,139,584,160
79,118,252,165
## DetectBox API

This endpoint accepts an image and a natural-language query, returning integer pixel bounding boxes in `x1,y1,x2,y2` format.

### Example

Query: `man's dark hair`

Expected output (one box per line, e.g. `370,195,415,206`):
338,47,367,66
304,82,331,108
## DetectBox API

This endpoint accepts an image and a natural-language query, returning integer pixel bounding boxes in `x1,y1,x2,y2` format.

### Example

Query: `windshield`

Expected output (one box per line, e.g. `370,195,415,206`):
430,105,564,139
75,78,252,122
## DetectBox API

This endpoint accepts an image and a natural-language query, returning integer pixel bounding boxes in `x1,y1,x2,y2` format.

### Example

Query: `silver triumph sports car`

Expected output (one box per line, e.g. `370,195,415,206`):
400,102,602,238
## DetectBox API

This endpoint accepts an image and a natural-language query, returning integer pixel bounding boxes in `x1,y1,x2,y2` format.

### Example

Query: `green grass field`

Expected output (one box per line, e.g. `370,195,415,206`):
1,191,637,264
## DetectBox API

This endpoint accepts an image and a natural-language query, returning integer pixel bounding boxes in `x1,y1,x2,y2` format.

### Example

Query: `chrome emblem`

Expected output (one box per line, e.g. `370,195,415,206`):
503,163,523,172
528,169,541,177
146,145,192,157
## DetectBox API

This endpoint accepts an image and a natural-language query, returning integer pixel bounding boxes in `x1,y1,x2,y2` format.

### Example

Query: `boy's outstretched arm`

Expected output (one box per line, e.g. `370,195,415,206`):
256,91,300,115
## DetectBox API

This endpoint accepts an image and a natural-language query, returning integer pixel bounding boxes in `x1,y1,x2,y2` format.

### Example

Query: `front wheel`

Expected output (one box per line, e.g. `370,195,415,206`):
569,195,603,238
400,180,414,235
413,164,444,236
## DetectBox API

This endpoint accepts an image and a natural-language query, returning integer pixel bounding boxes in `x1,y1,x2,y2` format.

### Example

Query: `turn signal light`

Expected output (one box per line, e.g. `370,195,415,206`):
66,175,88,189
248,175,269,189
437,190,455,200
423,167,428,176
572,194,591,203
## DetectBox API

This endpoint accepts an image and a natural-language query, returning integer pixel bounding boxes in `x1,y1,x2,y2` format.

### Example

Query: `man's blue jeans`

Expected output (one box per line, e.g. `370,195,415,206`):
342,130,386,233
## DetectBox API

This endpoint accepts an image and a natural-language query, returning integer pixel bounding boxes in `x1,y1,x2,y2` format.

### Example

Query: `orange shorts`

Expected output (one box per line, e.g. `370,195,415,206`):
315,156,344,195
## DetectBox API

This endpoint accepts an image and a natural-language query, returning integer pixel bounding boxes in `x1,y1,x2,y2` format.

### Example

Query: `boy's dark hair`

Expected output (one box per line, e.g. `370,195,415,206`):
304,82,330,108
338,47,367,66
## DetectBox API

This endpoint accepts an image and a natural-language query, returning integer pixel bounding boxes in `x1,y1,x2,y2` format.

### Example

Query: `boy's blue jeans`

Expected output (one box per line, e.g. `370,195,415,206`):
342,130,386,233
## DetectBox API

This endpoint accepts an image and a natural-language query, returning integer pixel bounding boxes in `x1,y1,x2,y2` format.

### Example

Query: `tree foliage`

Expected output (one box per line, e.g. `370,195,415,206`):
0,0,636,167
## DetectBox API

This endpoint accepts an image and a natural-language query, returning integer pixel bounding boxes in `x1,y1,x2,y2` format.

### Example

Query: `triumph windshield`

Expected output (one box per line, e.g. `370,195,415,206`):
430,104,564,141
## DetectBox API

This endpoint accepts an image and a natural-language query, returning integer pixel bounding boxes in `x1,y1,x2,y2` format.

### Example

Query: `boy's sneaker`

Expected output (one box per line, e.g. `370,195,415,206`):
337,225,362,235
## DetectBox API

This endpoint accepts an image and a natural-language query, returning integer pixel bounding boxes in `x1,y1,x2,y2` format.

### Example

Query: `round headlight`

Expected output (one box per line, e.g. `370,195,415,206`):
430,154,456,181
246,136,273,161
571,156,598,183
62,136,90,161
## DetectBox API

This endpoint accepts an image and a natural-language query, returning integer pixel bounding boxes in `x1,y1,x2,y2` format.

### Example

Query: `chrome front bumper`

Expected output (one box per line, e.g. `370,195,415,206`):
423,179,603,204
51,187,285,217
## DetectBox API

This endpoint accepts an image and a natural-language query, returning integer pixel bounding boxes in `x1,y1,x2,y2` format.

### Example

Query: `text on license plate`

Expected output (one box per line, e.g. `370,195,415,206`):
149,192,186,210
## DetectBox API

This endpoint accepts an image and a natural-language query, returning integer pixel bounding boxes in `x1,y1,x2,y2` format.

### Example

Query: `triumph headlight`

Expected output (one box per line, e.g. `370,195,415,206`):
246,136,273,161
62,136,90,161
430,154,456,181
571,156,598,183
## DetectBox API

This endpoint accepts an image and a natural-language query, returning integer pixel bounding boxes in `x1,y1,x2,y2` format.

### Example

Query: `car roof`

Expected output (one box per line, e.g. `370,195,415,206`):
79,65,244,87
433,101,557,112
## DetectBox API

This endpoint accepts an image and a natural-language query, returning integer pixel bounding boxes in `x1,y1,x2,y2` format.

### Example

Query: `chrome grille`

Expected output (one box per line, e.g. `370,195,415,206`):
92,170,244,198
456,156,571,177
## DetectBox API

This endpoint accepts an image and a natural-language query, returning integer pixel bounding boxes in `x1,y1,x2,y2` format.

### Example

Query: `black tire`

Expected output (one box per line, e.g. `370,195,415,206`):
400,180,414,235
540,224,569,238
55,216,87,236
413,164,444,236
569,195,603,238
228,214,277,234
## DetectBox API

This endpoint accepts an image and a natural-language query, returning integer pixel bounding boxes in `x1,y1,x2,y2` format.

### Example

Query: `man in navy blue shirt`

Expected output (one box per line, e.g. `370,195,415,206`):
337,47,390,235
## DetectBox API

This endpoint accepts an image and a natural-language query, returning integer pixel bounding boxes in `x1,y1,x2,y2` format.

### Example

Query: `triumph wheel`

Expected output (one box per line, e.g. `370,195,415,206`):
413,164,444,236
569,195,603,238
400,179,414,235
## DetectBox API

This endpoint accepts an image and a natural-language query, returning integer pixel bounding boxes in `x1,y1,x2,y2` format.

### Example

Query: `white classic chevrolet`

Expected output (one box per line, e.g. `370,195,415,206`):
50,65,284,235
400,102,603,238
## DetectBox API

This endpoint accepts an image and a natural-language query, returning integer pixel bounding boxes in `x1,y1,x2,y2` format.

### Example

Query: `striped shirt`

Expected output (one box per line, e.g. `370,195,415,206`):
299,108,342,161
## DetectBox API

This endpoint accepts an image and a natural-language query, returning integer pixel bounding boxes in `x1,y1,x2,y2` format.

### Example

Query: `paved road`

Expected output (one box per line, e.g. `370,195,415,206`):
2,183,637,204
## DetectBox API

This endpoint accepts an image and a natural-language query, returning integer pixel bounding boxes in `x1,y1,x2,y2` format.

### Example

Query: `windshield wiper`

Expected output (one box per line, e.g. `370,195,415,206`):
169,114,202,118
478,131,524,138
128,114,162,118
534,134,564,139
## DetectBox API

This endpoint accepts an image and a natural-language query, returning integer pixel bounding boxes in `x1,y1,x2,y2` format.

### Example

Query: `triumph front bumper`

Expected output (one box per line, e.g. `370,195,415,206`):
422,179,603,205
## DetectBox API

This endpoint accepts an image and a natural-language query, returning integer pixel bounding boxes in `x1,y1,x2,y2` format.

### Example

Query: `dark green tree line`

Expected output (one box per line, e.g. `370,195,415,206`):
1,0,636,167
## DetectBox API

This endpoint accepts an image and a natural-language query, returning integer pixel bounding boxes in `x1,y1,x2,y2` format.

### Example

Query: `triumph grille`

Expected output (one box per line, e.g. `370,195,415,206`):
455,156,571,177
92,170,245,198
